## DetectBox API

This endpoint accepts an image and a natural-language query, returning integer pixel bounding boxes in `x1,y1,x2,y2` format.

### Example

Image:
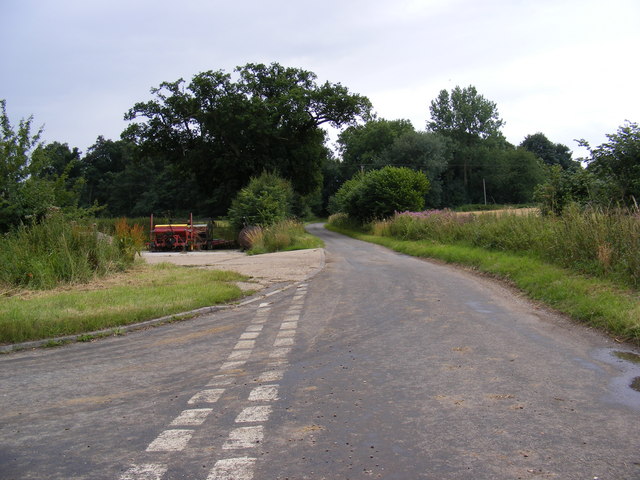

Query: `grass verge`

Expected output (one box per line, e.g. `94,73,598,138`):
0,263,251,345
326,224,640,345
247,219,324,255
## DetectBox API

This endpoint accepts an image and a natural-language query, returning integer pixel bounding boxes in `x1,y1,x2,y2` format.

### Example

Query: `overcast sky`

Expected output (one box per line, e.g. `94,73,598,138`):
2,0,639,159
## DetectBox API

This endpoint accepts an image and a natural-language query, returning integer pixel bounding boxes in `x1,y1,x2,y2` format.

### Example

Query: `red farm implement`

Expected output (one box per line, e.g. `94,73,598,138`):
148,214,231,251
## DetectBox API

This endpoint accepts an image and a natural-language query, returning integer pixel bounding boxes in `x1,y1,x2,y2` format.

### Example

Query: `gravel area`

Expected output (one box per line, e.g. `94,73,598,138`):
141,248,325,291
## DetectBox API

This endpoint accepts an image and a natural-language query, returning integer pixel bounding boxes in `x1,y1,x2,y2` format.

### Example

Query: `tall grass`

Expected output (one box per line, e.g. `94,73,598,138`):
0,213,144,290
246,219,324,254
370,206,640,289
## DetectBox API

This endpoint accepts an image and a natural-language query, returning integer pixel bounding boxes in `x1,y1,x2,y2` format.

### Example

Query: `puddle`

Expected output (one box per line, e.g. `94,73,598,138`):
591,349,640,410
614,351,640,364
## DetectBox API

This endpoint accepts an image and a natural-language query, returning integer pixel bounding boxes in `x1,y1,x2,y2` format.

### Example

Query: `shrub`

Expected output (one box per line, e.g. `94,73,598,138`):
330,166,430,223
227,172,294,232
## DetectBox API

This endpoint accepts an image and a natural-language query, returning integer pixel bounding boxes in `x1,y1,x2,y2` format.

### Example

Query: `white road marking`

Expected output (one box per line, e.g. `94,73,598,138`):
273,337,294,347
256,370,284,382
223,426,264,449
188,388,225,404
248,385,279,402
276,329,296,338
234,340,255,350
283,315,299,322
245,325,263,332
258,302,270,307
146,429,194,452
170,408,213,426
235,405,272,423
120,463,168,480
280,321,298,330
228,349,252,360
269,347,291,358
220,360,246,371
240,332,260,340
207,457,256,480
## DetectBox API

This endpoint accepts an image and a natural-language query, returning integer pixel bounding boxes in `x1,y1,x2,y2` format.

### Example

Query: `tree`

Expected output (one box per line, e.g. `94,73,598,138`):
377,131,450,207
520,132,578,170
0,100,46,230
582,121,640,206
337,119,415,176
426,86,506,202
427,85,504,142
124,63,372,216
330,166,430,223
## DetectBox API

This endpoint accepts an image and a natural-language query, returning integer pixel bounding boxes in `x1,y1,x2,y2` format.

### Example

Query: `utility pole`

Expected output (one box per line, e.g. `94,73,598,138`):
483,178,487,205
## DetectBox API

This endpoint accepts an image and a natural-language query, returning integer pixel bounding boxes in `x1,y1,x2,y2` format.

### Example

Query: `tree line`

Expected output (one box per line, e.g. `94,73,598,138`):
1,63,638,232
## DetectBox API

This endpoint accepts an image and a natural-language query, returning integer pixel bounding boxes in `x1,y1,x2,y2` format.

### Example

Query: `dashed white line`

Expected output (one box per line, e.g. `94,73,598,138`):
170,408,213,426
228,349,252,360
245,325,263,332
120,463,168,480
235,405,272,423
256,370,284,382
280,321,298,330
276,329,296,338
207,457,256,480
273,337,294,347
234,340,256,350
269,347,291,358
223,425,264,449
188,388,225,404
248,385,279,402
240,332,260,340
146,429,194,452
220,360,247,371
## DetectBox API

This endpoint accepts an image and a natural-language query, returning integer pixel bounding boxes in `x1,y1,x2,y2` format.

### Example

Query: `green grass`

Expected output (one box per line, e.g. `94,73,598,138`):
0,263,251,344
247,219,324,255
326,223,640,345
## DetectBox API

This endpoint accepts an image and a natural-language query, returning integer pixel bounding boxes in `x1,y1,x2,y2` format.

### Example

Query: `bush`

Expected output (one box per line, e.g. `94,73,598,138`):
329,166,430,223
227,172,294,232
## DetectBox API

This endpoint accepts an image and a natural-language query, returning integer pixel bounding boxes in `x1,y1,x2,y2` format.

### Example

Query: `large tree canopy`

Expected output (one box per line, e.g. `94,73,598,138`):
520,132,578,170
123,63,372,215
427,85,504,143
583,121,640,206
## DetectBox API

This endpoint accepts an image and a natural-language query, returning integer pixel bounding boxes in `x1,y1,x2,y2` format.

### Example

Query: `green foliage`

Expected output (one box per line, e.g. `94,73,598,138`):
337,118,415,177
534,165,609,215
227,172,294,231
520,132,579,170
0,212,139,290
330,166,430,223
427,85,504,142
124,63,372,216
583,121,640,206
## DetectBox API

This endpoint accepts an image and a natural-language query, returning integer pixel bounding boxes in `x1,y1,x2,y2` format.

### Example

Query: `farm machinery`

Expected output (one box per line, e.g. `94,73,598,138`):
148,214,231,251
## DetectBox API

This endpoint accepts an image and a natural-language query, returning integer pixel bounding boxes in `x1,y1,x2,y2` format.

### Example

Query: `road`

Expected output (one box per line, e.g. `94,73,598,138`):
1,224,639,479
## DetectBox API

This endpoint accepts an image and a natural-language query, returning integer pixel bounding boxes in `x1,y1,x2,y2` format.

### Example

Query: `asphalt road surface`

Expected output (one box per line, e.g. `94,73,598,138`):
1,224,639,479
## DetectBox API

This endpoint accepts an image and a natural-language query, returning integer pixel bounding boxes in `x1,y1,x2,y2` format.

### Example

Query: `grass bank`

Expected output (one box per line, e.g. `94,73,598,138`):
0,263,251,345
246,219,324,255
326,223,640,345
